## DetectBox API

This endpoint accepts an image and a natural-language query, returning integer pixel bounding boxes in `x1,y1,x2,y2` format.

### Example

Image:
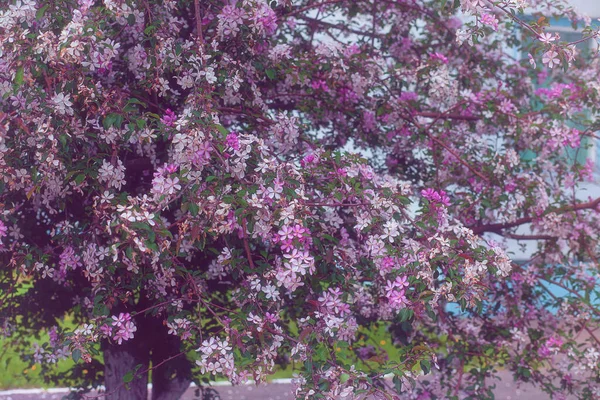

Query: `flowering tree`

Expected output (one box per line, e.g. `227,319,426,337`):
2,0,600,398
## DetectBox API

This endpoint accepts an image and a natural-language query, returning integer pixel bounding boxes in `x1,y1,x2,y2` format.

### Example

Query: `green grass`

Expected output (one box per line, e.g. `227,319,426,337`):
1,335,76,389
0,321,411,390
1,337,44,389
1,315,77,390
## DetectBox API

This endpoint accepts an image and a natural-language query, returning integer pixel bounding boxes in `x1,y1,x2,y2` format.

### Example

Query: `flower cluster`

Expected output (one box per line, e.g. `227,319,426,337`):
195,337,235,378
98,159,127,190
421,188,451,206
109,313,137,345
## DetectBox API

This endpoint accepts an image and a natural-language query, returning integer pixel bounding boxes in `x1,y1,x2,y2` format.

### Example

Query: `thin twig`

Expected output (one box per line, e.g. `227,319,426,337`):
503,233,558,241
284,0,345,18
416,111,479,121
194,0,204,51
301,201,371,207
538,282,600,346
428,134,490,182
241,218,255,269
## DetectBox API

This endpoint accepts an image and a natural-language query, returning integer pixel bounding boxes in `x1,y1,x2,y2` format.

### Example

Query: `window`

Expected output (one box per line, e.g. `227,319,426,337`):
547,21,599,175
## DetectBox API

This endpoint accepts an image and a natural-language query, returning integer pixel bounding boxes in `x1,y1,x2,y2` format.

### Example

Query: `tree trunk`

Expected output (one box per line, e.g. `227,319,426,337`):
102,293,192,400
103,339,149,400
149,320,192,400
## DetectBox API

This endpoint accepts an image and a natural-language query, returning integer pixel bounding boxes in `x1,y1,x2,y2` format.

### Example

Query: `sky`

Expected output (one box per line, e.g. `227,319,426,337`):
568,0,600,17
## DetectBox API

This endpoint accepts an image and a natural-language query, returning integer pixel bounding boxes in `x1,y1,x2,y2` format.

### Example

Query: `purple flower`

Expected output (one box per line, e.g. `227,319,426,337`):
100,324,113,337
311,80,329,91
430,52,448,64
0,220,7,242
161,109,177,127
59,246,82,271
421,189,451,207
226,133,240,151
111,312,131,328
356,345,376,360
421,188,440,202
399,92,418,102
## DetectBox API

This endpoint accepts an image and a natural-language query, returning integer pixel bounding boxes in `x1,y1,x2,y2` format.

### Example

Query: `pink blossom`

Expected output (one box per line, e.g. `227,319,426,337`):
399,92,418,102
300,154,316,167
161,108,177,126
539,32,556,44
226,133,240,151
542,50,560,69
0,220,7,243
59,246,82,272
280,238,294,252
192,141,212,166
344,44,361,57
430,52,448,64
100,324,113,337
165,163,178,174
311,79,329,91
111,313,131,328
480,13,498,31
528,53,537,69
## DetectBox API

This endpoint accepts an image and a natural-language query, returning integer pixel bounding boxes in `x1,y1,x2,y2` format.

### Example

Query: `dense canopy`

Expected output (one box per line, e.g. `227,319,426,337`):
1,0,600,398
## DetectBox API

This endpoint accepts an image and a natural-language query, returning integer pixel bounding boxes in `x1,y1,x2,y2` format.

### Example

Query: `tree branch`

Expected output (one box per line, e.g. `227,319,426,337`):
471,197,600,235
194,0,204,51
427,134,490,182
503,233,558,241
241,218,255,269
284,0,345,18
416,111,480,121
297,15,385,38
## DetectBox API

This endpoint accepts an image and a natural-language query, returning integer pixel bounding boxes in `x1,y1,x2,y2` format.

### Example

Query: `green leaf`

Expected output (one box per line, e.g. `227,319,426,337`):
159,229,173,239
144,25,156,35
398,308,413,322
102,113,124,129
123,371,134,383
72,349,81,363
265,69,276,80
319,233,336,244
74,174,86,184
215,124,229,137
36,4,49,20
420,360,431,375
127,98,146,106
59,134,67,149
393,375,402,393
14,67,24,87
114,114,123,128
103,114,117,130
145,241,158,252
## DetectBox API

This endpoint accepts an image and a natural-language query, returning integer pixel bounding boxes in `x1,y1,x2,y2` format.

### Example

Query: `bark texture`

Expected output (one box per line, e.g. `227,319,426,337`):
150,320,192,400
103,315,192,400
103,339,149,400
